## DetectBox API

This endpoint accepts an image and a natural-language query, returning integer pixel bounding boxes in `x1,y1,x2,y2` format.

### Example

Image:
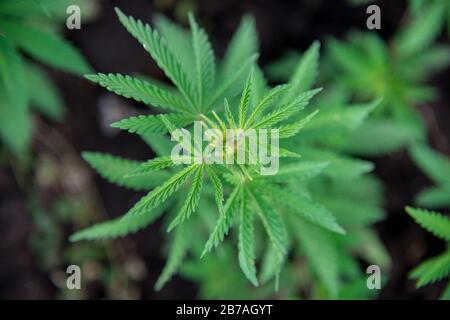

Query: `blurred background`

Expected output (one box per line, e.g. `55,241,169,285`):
0,0,449,299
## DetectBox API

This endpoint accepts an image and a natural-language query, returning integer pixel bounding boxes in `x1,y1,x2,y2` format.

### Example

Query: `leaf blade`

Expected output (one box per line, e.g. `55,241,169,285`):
168,165,205,231
82,152,170,191
238,190,258,286
407,207,450,241
85,73,189,112
115,8,196,108
189,13,216,109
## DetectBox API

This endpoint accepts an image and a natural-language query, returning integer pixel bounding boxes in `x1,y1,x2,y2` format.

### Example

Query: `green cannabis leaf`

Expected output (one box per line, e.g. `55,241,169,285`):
73,8,387,294
407,144,450,298
407,207,450,298
0,0,93,157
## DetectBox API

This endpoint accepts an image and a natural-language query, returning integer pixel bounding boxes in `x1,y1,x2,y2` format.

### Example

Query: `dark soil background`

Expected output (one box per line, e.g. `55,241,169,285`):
0,0,449,299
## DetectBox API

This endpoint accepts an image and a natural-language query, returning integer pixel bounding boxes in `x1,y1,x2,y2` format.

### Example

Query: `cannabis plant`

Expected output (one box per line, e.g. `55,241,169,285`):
72,8,388,296
323,2,449,155
0,0,94,157
406,207,450,299
181,43,389,299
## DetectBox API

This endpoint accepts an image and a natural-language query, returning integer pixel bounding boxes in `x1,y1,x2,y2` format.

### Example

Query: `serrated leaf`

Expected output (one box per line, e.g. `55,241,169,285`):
82,152,169,191
204,165,224,214
278,110,319,139
126,156,180,177
111,113,195,135
245,84,291,129
253,88,322,129
70,199,169,241
115,8,196,108
223,98,237,128
136,164,199,213
153,14,195,81
410,251,450,287
407,207,450,241
155,222,190,290
202,186,242,257
85,73,190,112
238,70,253,127
238,190,258,286
188,13,215,109
249,189,289,280
168,165,204,231
265,185,346,234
